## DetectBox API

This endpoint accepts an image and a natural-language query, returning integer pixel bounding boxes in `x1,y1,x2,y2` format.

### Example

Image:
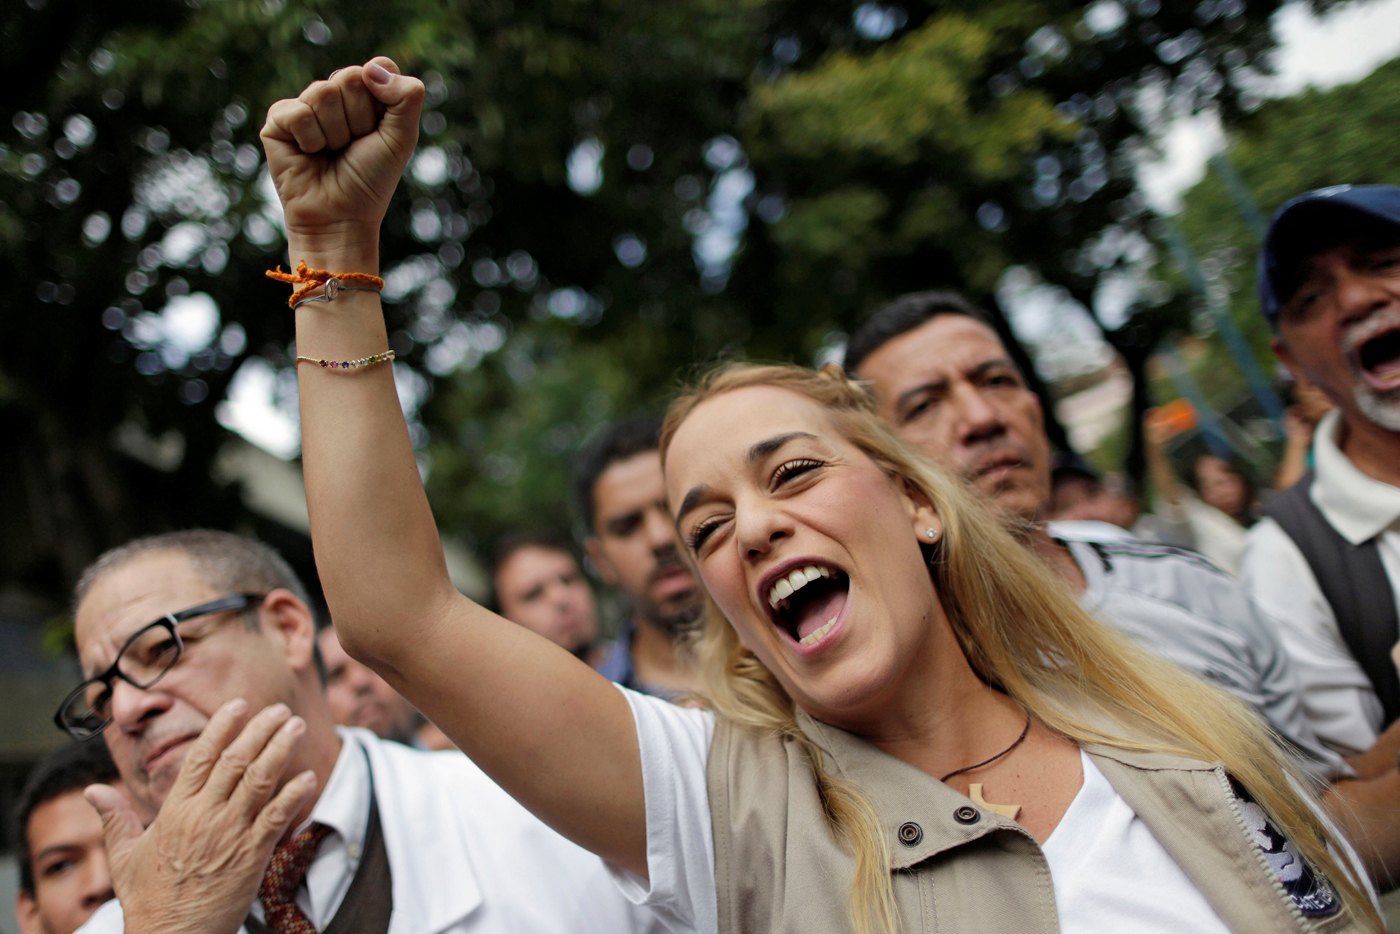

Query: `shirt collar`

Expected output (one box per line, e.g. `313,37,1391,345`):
593,620,635,685
295,729,371,857
792,705,1212,870
1311,409,1400,544
593,620,686,700
794,708,1034,869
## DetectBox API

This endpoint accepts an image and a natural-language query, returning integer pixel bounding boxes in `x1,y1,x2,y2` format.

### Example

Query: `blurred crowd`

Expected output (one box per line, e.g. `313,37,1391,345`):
14,67,1400,934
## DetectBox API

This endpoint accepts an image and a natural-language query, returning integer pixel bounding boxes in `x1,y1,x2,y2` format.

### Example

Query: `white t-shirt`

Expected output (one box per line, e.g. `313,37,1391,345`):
610,687,1233,934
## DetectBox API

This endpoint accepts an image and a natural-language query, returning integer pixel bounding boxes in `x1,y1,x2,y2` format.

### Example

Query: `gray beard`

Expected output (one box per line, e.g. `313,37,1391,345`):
1351,375,1400,432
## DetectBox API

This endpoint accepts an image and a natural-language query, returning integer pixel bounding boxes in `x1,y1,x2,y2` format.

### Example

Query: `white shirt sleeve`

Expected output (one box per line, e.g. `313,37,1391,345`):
607,686,718,934
1241,517,1384,756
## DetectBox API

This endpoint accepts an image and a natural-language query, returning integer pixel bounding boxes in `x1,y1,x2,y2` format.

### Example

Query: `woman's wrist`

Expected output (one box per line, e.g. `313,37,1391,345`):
285,222,381,275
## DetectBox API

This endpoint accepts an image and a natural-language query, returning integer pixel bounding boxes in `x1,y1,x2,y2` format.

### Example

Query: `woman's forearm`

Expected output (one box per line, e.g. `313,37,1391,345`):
263,60,648,874
289,237,457,660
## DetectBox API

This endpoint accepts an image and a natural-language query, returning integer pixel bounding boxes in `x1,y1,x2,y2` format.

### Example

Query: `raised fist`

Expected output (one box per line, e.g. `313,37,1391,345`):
260,57,424,245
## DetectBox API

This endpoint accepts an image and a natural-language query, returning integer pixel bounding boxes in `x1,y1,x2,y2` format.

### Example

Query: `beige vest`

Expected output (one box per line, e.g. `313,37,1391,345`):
706,711,1364,934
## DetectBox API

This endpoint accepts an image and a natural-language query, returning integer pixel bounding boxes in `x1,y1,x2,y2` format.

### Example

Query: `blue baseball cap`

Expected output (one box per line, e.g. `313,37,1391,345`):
1257,184,1400,326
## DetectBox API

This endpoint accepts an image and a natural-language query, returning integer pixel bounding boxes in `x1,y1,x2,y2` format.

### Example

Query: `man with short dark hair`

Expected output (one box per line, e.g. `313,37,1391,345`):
491,531,604,663
572,416,702,698
849,289,1400,878
14,742,121,934
65,529,657,934
1244,184,1400,759
846,291,1345,779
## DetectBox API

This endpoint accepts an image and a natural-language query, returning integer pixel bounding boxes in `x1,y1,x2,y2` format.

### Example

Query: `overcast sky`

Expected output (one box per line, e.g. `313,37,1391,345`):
1140,0,1400,211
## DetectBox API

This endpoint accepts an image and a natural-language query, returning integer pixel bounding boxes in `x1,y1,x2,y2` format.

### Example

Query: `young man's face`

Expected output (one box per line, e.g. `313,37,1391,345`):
855,314,1053,524
585,451,702,633
16,789,116,934
494,546,599,653
1273,232,1400,433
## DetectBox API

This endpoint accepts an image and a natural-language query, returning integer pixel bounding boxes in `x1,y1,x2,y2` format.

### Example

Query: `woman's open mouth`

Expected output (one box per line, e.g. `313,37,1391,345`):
764,562,850,648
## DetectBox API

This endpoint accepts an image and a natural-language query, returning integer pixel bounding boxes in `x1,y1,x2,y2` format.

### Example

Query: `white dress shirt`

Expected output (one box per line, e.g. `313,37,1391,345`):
1241,409,1400,756
79,727,662,934
248,725,371,927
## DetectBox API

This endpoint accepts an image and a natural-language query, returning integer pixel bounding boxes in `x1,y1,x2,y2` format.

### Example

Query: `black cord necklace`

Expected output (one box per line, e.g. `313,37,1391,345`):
939,714,1032,783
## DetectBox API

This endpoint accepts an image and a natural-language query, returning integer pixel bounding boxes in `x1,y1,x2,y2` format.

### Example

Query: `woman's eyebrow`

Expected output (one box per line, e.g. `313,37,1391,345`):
746,431,817,464
675,484,711,527
675,432,821,528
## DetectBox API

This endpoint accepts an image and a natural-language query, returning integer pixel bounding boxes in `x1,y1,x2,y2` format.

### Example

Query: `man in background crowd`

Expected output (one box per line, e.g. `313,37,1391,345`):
847,288,1400,879
14,742,121,934
1274,370,1335,492
317,624,420,745
491,531,610,668
844,290,1344,778
65,529,652,933
573,416,703,698
1141,412,1256,576
1245,184,1400,762
317,623,453,750
1046,454,1148,536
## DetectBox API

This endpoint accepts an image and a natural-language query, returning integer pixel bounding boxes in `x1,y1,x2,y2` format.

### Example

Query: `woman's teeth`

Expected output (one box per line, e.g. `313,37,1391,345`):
799,617,837,646
768,564,831,607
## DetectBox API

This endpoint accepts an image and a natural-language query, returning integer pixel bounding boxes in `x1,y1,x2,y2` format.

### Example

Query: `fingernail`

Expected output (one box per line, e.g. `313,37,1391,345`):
267,703,291,721
227,698,248,715
366,62,391,85
285,716,306,735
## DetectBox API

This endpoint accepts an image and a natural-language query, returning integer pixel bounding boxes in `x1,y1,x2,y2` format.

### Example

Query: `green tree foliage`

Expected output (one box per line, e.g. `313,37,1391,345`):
1174,54,1400,392
0,0,1343,601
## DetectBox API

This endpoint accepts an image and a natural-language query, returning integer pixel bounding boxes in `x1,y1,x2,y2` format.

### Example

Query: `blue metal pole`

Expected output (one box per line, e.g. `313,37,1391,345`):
1158,219,1286,427
1207,151,1268,241
1158,344,1236,460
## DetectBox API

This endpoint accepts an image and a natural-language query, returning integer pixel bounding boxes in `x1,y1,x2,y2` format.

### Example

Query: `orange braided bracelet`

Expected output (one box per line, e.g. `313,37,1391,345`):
266,260,385,309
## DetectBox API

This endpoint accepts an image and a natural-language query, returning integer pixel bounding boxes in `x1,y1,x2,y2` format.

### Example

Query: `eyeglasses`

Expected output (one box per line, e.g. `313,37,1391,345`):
55,593,265,740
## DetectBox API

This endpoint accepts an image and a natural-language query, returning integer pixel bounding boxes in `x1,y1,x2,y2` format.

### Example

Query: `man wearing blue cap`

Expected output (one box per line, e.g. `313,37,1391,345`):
1243,185,1400,772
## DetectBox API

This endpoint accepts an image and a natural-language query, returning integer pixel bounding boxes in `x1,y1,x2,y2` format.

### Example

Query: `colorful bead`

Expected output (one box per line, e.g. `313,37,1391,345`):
293,349,395,371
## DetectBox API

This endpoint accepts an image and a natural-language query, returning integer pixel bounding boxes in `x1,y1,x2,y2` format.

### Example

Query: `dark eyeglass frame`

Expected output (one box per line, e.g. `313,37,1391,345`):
55,593,266,741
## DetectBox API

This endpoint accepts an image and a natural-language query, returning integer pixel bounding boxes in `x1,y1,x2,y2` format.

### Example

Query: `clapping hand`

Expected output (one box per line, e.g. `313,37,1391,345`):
86,700,318,934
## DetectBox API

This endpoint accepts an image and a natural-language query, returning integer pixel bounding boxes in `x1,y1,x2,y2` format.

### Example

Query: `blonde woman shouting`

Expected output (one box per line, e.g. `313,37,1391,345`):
260,58,1379,933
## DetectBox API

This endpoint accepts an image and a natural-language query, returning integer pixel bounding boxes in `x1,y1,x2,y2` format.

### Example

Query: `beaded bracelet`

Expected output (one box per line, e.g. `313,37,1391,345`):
294,350,395,370
267,260,385,308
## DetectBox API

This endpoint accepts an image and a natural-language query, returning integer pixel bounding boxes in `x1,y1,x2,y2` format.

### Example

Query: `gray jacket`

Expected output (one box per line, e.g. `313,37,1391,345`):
1050,523,1348,781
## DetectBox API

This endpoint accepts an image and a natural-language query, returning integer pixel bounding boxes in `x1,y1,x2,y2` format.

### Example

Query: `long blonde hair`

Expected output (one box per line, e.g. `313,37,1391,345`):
660,361,1379,934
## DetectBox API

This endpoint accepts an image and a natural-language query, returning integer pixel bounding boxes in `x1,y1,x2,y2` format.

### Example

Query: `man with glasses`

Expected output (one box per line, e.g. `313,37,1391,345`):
64,529,658,934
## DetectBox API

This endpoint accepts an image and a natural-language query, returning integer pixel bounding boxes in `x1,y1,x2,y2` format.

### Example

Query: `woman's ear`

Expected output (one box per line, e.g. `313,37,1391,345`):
899,478,943,544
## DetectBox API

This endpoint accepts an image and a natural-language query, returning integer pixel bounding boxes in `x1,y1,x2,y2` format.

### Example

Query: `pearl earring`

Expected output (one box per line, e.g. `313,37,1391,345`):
926,527,940,541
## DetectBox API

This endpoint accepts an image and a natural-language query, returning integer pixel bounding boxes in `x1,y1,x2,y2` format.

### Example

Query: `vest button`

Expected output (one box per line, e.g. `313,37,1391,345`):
897,821,923,846
954,805,980,825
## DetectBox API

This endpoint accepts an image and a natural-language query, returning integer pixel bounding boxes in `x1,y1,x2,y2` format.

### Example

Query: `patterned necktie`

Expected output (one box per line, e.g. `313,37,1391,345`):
259,822,334,934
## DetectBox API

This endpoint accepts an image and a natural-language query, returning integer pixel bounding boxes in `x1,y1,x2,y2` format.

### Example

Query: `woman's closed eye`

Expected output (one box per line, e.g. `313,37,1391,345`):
771,458,824,487
688,517,725,552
